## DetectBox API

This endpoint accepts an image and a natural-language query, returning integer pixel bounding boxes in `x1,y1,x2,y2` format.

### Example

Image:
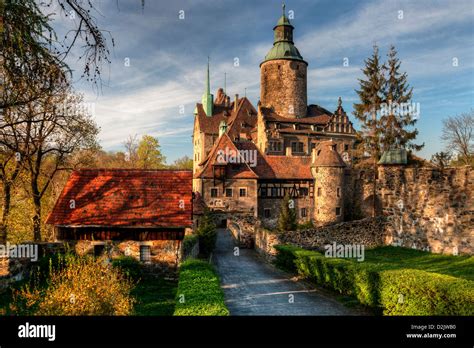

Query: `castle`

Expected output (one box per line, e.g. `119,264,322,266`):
192,6,356,227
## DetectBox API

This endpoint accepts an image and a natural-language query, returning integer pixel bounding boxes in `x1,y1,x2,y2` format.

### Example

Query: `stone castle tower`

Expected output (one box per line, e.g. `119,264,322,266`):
311,141,346,225
260,5,307,118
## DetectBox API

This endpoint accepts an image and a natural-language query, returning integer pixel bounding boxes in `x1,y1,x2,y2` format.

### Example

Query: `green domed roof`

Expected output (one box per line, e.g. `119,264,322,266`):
263,41,304,63
261,5,306,65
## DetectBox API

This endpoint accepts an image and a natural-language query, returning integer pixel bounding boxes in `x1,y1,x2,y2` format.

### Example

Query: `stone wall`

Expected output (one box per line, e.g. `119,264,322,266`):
375,166,473,254
228,214,258,248
74,240,182,274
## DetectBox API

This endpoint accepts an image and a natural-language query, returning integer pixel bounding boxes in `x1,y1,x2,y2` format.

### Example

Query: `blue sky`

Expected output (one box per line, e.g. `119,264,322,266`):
49,0,474,162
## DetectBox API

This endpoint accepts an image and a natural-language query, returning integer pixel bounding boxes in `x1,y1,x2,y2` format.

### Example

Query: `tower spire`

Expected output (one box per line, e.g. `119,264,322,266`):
206,56,210,95
202,57,214,116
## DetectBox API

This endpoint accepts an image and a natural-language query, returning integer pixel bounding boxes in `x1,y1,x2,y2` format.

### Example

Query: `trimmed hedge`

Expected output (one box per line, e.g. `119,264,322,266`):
173,259,229,316
274,245,474,315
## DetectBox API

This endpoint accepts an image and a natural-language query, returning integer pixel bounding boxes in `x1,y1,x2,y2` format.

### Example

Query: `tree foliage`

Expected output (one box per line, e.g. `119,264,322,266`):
441,110,474,166
277,194,297,232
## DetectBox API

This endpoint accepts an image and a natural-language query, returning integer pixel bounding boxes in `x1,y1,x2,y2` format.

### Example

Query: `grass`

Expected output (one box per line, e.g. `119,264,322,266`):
173,258,229,316
361,246,474,281
131,275,178,316
274,244,474,315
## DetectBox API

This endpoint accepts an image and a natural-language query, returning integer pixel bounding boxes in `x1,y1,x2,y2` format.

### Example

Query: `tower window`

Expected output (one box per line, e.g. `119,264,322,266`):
344,144,349,151
264,208,271,218
336,207,341,216
317,187,322,197
225,188,233,197
239,188,247,197
211,188,218,197
301,208,307,218
337,187,341,198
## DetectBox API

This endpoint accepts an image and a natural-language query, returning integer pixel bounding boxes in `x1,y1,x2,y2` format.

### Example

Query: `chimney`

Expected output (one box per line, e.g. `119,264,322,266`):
234,94,239,112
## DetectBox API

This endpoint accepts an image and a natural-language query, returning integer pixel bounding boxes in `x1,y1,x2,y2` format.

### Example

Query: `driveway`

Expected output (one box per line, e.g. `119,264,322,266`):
213,228,360,316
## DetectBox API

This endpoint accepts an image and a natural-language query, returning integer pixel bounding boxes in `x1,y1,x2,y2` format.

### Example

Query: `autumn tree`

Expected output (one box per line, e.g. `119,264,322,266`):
171,155,193,170
136,135,166,169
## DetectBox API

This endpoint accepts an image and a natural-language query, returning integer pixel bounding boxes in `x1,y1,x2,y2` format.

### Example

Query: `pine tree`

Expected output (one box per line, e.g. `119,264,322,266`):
380,45,424,152
353,45,385,160
277,194,297,232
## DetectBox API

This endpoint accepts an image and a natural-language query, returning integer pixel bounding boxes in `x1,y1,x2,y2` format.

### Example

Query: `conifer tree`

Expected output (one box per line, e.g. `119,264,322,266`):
380,45,423,152
353,45,385,160
277,194,297,232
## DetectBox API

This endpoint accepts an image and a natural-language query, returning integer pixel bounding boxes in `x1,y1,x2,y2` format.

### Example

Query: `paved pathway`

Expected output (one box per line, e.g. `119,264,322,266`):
213,228,359,316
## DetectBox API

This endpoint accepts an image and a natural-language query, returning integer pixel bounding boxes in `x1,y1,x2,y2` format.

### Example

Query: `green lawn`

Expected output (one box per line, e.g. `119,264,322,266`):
131,275,178,316
274,244,474,315
362,246,474,281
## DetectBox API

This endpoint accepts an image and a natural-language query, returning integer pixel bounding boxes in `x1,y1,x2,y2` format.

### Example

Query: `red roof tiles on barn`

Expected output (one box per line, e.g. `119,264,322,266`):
46,169,192,228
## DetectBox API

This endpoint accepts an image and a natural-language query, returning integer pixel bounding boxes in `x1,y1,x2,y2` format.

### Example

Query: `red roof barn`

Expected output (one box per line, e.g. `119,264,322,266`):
47,169,193,243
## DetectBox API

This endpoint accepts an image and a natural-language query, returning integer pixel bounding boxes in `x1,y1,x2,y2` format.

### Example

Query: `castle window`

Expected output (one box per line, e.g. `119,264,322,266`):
269,141,282,152
299,187,309,196
271,187,278,197
291,142,304,154
140,245,151,263
344,144,349,151
301,208,307,218
261,187,267,197
337,187,341,198
317,187,322,197
336,207,341,216
239,188,247,197
264,208,271,218
211,188,218,198
225,188,233,197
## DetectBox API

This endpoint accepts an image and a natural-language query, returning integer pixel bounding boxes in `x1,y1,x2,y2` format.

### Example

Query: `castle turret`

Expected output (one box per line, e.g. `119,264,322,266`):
311,140,346,225
260,4,307,118
202,58,213,116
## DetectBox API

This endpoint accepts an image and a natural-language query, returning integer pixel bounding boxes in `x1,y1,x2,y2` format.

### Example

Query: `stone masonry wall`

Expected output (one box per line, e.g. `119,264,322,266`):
260,59,307,118
375,166,473,254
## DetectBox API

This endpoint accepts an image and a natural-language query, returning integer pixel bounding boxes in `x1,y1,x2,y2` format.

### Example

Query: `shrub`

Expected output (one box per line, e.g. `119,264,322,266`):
277,194,297,232
274,244,474,315
182,234,199,256
173,258,229,316
196,208,217,257
12,254,136,315
112,256,142,281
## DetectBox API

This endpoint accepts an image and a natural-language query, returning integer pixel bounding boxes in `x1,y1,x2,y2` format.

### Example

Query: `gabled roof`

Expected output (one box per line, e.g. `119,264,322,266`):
46,169,192,228
233,141,313,180
194,133,258,179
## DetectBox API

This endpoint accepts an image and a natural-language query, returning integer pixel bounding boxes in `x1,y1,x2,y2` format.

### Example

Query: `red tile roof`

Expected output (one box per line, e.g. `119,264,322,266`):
46,169,192,228
260,105,332,124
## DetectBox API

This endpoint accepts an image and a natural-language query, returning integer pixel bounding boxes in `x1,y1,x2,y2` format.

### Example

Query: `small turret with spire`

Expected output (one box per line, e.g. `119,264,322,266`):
202,57,214,117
